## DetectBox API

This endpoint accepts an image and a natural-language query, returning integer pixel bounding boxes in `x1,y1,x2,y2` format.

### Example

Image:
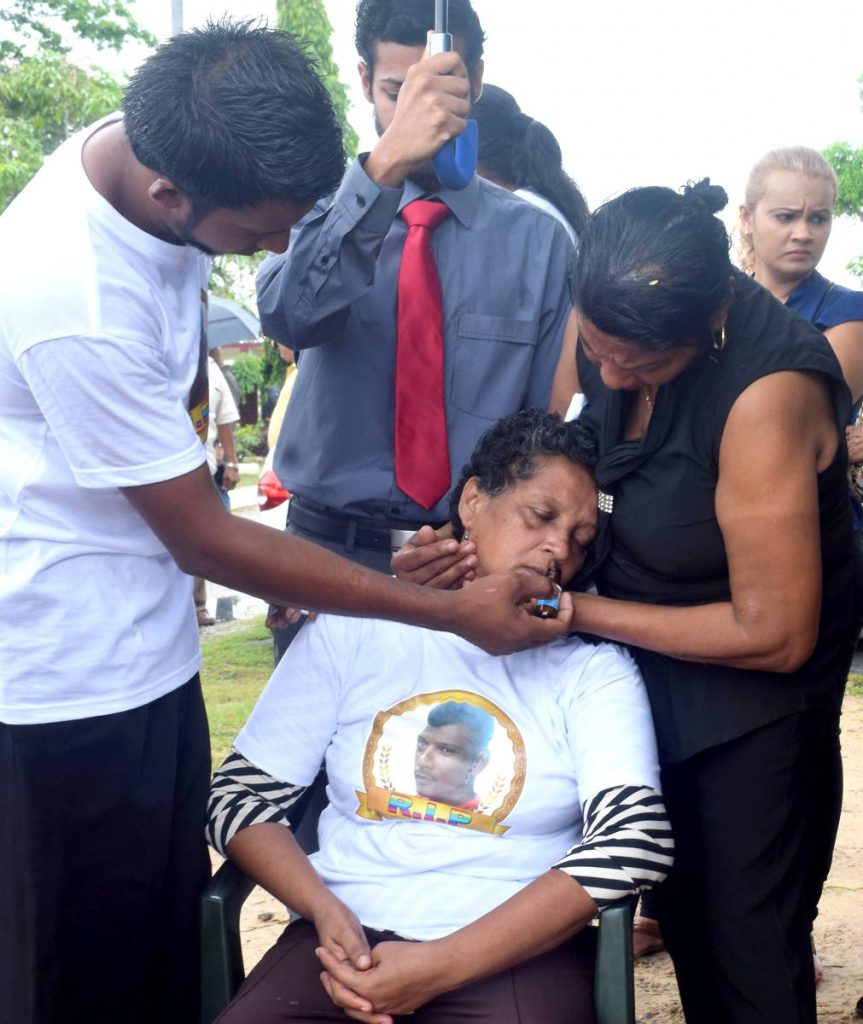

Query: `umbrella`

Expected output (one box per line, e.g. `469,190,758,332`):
207,296,261,349
429,0,477,190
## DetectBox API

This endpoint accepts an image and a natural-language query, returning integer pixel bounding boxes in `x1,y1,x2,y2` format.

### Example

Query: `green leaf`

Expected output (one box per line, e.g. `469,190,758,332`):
823,140,863,220
0,0,154,60
231,353,265,400
0,52,124,210
0,116,45,209
276,0,359,158
823,71,863,277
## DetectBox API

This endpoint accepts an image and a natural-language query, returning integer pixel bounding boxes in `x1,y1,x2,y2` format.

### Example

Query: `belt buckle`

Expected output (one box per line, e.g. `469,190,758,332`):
389,528,417,553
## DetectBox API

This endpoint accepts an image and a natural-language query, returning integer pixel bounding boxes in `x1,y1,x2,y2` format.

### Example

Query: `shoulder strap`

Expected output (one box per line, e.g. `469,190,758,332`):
810,281,836,325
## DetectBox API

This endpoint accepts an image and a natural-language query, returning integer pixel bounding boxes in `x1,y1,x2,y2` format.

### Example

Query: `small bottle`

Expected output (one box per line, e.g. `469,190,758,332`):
534,562,562,619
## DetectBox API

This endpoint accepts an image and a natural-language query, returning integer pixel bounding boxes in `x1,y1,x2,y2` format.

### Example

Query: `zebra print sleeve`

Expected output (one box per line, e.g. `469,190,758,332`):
553,785,674,910
206,748,308,857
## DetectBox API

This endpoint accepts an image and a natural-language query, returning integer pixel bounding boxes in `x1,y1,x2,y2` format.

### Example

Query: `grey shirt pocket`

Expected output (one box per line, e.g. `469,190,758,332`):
448,314,539,420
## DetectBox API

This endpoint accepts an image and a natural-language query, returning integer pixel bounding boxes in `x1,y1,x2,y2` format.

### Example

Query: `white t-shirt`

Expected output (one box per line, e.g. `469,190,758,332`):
0,117,211,724
236,616,659,940
514,188,578,247
206,357,240,474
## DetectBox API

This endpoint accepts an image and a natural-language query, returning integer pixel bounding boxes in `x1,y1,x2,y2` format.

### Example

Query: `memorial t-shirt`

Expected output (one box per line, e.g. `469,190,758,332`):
0,116,210,724
236,615,659,940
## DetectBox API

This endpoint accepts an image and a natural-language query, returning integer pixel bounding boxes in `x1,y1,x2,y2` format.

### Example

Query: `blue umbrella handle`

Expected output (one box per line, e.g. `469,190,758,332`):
433,120,478,190
428,28,477,191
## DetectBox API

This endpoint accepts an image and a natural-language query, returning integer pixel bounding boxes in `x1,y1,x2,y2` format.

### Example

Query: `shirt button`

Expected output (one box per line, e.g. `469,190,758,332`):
356,195,366,208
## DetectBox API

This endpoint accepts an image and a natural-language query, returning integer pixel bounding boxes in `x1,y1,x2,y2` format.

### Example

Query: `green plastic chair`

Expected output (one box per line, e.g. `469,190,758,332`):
200,859,636,1024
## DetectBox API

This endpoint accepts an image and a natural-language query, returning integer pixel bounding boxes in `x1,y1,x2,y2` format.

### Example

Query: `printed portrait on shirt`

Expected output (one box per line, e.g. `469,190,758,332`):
356,690,526,836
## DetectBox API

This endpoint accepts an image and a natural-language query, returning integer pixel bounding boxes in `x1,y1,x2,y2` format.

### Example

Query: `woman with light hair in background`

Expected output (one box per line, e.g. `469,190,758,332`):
738,145,863,403
634,145,863,980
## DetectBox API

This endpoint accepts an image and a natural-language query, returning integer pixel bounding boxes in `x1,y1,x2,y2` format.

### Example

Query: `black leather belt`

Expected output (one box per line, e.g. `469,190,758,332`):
288,497,437,553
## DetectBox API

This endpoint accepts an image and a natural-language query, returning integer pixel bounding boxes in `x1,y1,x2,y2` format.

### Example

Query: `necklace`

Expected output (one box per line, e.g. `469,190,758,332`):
642,386,654,412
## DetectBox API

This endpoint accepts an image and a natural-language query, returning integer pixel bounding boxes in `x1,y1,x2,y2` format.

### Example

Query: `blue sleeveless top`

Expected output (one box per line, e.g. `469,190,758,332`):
786,269,863,330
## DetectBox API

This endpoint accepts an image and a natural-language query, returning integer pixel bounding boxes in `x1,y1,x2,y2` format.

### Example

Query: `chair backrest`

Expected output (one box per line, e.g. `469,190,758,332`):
291,770,328,856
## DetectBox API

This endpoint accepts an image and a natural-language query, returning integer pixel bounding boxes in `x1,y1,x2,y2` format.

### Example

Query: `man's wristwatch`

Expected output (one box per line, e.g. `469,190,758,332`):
224,462,239,470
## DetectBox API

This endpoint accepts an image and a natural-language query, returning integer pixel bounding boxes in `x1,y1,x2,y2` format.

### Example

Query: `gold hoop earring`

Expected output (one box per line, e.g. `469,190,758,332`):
713,324,727,351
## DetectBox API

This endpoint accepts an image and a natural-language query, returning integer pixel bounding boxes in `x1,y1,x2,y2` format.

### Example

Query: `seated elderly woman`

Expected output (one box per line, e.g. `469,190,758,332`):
206,410,672,1024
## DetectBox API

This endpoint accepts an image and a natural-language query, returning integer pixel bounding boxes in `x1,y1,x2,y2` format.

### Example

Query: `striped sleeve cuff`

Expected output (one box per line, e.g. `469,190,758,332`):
553,785,674,911
206,749,307,856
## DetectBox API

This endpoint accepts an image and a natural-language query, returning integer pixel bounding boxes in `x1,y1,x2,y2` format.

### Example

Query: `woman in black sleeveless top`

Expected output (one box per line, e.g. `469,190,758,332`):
570,181,856,1024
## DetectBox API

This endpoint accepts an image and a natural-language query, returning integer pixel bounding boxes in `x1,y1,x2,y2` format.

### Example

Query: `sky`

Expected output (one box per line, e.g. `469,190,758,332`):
137,0,863,286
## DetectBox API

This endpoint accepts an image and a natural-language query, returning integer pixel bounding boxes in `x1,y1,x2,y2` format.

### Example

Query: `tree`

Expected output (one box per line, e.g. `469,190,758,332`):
0,51,123,151
0,1,153,211
211,1,359,318
824,73,863,280
823,139,863,220
0,54,125,210
276,0,359,159
1,0,154,61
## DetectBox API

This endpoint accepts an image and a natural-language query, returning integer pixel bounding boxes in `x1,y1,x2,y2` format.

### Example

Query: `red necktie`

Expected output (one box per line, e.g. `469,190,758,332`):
395,199,451,510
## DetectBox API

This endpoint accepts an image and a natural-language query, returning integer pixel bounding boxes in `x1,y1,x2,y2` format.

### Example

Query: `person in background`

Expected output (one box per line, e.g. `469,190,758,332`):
266,344,298,452
473,83,588,245
207,352,241,510
206,411,671,1024
211,344,242,408
257,0,579,660
471,82,588,420
738,145,863,401
194,351,241,626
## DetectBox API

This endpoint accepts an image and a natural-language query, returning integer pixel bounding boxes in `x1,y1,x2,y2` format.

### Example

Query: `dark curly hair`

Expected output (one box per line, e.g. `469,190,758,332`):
123,19,345,213
570,178,733,351
448,410,597,540
355,0,485,79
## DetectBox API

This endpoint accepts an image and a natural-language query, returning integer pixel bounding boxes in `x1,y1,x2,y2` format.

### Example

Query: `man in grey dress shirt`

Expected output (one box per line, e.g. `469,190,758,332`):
257,0,576,653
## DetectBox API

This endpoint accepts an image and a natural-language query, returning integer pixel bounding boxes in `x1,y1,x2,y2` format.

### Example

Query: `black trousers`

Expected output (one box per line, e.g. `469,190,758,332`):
0,677,211,1024
642,531,863,935
651,708,841,1024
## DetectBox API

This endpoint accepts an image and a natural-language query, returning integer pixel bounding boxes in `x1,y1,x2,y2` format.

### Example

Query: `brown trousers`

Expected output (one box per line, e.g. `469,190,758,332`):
216,918,596,1024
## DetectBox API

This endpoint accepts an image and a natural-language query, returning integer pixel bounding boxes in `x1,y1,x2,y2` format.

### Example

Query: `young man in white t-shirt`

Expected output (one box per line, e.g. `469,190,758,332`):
0,20,576,1024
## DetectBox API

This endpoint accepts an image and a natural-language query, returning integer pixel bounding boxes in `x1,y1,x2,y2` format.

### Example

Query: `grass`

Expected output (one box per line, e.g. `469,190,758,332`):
848,672,863,697
200,616,273,768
